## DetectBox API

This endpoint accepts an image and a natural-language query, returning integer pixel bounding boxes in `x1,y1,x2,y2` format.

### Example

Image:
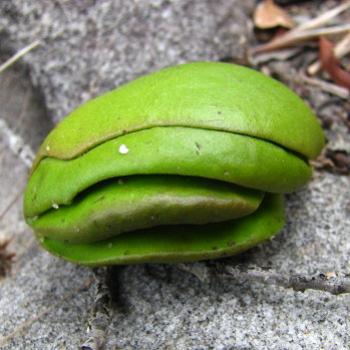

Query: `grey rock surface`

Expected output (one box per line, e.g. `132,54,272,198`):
0,0,253,123
0,1,349,350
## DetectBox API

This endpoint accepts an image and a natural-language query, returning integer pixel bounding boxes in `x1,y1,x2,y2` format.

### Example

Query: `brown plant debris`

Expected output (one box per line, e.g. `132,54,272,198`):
0,40,41,74
81,268,112,350
218,265,350,295
0,239,15,278
319,36,350,90
296,2,350,32
251,2,350,54
252,24,350,54
253,0,294,29
308,31,350,75
298,72,350,99
312,149,350,175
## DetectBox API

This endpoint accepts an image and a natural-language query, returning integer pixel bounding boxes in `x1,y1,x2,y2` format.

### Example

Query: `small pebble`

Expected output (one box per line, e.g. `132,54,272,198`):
52,203,59,209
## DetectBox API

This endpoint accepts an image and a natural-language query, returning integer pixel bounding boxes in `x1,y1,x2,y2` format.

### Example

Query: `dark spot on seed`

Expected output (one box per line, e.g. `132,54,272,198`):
94,195,105,203
217,111,222,115
227,240,236,247
195,142,201,150
220,251,230,258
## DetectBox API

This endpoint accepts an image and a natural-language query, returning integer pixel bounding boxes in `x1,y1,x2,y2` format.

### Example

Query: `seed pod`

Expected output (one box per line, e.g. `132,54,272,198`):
23,62,324,266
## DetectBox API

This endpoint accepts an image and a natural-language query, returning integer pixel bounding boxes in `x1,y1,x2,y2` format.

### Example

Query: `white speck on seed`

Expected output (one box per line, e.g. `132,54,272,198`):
118,144,129,154
52,203,59,209
46,145,50,151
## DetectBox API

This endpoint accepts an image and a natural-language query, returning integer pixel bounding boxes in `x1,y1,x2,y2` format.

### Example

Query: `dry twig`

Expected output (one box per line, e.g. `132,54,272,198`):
0,40,41,74
252,24,350,53
298,72,350,99
252,2,350,54
81,269,112,350
296,2,350,32
270,63,350,99
249,47,301,65
219,266,350,296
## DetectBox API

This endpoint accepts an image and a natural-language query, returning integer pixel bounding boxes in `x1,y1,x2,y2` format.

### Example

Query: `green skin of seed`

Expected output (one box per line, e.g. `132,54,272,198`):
24,127,311,218
23,62,324,266
29,176,264,244
40,194,284,266
31,61,324,170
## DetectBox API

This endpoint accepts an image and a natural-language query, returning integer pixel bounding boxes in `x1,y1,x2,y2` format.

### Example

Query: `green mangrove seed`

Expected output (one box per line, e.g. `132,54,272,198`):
23,62,324,266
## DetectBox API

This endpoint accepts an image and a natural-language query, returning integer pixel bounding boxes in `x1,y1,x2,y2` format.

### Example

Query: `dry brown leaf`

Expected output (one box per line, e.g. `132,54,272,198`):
308,31,350,75
319,36,350,90
253,0,294,29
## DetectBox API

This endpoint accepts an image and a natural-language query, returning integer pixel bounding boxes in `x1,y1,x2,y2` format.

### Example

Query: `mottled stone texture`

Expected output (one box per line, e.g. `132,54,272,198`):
0,0,253,123
0,1,349,349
